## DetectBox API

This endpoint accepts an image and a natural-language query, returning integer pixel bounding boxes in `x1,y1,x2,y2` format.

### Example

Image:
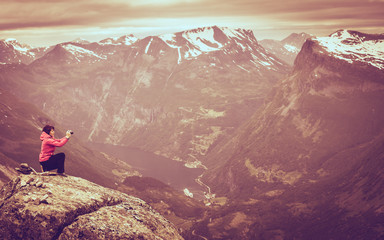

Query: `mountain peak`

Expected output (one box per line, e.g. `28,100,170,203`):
72,37,90,44
259,32,311,65
181,26,256,42
0,38,36,64
1,38,32,52
315,29,384,69
282,32,312,44
2,38,17,43
157,26,259,62
0,174,183,239
99,34,138,45
182,25,226,34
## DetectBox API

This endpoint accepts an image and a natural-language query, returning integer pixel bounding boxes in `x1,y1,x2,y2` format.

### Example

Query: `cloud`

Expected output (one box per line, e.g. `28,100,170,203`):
0,0,383,45
1,0,383,29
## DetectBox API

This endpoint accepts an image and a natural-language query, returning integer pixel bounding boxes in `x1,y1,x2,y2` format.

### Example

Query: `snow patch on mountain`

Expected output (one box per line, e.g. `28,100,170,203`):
237,65,250,72
10,44,29,53
158,34,184,63
0,38,41,64
3,38,32,53
222,28,257,45
222,28,245,40
99,35,138,45
145,38,153,54
158,26,259,63
158,34,178,47
182,27,223,52
157,26,287,71
62,44,106,61
284,44,298,53
316,30,384,69
72,38,90,44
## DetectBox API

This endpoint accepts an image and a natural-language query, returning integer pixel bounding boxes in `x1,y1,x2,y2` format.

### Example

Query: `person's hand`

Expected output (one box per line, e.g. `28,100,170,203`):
66,130,72,139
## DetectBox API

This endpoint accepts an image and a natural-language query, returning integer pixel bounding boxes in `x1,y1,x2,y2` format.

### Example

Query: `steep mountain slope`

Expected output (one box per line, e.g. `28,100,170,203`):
197,30,384,239
0,89,138,188
0,87,202,239
118,176,208,237
260,32,312,65
0,26,290,168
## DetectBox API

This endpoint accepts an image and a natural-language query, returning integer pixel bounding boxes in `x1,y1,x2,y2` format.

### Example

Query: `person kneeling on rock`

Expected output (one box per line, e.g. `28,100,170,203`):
39,125,72,176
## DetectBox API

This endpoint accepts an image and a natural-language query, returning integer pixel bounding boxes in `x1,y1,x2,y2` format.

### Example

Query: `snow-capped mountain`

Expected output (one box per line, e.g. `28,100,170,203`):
31,43,107,65
72,37,91,44
1,27,384,239
62,43,107,62
315,29,384,69
31,41,132,66
204,29,384,195
1,38,31,52
260,32,312,65
0,26,290,168
159,26,255,58
0,38,48,65
99,34,139,45
157,26,284,68
200,29,384,239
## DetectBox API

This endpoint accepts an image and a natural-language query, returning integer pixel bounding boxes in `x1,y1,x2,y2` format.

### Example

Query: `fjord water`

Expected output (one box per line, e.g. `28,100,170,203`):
90,143,206,199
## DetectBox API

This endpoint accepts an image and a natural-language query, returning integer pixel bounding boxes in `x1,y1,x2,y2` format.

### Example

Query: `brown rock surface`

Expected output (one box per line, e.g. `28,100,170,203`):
0,174,183,240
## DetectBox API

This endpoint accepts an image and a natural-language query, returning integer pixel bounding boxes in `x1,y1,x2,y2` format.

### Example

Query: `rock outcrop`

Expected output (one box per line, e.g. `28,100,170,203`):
0,174,183,240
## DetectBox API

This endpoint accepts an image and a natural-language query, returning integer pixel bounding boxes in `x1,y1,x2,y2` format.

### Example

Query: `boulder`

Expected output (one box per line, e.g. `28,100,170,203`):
0,174,183,240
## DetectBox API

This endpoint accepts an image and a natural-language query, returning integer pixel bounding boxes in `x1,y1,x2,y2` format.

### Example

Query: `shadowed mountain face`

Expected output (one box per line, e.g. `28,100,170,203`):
194,30,384,239
204,30,384,195
0,26,290,167
260,32,312,65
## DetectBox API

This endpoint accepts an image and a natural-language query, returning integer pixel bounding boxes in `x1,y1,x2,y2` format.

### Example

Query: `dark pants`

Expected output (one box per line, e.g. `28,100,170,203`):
40,153,65,173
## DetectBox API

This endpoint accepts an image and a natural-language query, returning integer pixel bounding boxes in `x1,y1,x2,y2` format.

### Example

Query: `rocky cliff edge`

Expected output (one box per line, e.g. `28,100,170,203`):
0,174,183,240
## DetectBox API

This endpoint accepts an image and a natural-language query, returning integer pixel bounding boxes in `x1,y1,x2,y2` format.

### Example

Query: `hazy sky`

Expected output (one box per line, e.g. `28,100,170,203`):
1,0,383,47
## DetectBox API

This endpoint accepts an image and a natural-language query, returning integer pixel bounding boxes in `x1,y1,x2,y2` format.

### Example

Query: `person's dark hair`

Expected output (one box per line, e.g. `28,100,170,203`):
42,125,54,135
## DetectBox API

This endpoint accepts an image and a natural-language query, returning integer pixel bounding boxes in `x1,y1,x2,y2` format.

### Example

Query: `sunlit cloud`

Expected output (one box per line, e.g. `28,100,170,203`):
0,0,383,46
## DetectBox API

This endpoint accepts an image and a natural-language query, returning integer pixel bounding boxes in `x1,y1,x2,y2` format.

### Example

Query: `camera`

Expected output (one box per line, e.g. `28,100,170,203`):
68,130,74,135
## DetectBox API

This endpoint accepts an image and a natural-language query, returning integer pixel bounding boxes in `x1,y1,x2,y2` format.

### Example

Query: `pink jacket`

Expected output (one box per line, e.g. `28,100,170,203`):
39,132,68,162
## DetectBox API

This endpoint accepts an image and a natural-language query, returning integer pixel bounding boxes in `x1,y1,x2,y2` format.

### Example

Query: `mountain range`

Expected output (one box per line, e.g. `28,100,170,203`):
0,26,295,239
1,27,383,239
0,26,291,170
197,29,384,239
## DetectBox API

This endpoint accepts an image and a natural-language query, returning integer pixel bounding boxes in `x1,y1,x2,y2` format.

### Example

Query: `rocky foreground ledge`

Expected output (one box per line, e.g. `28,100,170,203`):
0,174,183,240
